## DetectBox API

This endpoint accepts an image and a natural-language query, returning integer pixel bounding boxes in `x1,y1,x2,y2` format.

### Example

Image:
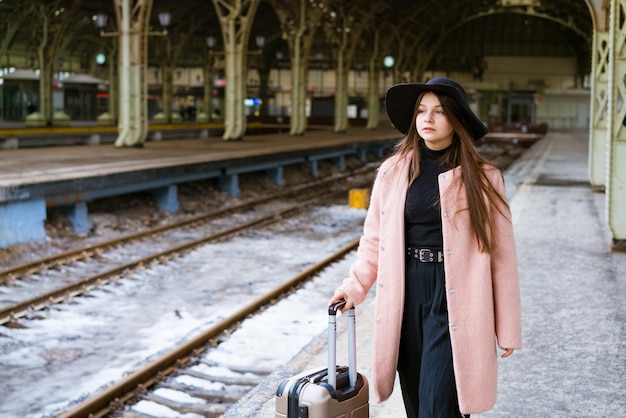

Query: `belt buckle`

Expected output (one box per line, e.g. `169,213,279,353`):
418,249,434,262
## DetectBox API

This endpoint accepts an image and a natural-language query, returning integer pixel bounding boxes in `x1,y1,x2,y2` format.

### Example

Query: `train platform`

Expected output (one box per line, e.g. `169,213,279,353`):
0,125,400,248
224,130,626,417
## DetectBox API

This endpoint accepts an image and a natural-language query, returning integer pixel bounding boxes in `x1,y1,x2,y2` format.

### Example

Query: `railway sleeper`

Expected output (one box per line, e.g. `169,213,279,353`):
202,359,274,375
157,380,247,403
184,365,264,386
139,391,232,416
120,410,161,418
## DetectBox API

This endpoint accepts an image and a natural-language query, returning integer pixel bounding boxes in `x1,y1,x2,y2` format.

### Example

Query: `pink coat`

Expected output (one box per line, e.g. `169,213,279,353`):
339,152,522,414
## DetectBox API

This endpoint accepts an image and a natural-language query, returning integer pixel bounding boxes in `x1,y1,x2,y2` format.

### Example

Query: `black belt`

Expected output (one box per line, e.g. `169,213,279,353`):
407,246,444,263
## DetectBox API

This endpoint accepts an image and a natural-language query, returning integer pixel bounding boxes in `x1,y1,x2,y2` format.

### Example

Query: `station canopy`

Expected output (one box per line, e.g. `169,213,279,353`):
0,0,593,78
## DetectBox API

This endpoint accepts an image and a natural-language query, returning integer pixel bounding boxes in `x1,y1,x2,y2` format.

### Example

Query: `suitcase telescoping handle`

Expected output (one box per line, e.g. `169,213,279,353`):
328,300,357,391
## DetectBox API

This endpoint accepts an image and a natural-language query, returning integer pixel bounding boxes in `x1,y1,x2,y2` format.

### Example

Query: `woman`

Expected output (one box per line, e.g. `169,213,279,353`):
328,77,522,417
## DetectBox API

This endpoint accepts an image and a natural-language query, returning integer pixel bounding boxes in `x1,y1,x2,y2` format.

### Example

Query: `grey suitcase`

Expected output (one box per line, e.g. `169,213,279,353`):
275,301,369,418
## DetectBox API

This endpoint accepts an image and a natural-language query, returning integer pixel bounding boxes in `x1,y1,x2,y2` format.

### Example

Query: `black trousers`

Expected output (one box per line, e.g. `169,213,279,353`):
397,254,468,418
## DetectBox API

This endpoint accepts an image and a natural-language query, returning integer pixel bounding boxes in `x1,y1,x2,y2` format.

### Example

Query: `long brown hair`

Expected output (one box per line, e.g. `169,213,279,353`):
394,91,510,254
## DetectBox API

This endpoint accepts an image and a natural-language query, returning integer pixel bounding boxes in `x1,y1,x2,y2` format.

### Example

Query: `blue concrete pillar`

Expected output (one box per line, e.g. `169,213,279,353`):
333,155,346,171
219,174,240,197
309,159,320,177
0,199,46,248
60,202,92,234
267,167,285,185
153,185,179,212
358,149,367,162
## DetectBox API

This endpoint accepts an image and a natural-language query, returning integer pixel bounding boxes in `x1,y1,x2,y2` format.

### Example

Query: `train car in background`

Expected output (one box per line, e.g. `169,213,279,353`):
62,73,107,121
0,68,107,122
0,68,39,121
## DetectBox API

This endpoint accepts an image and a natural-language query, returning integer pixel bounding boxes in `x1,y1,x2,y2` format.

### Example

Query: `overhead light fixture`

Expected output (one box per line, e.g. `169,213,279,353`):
255,35,265,49
158,12,171,28
95,13,108,29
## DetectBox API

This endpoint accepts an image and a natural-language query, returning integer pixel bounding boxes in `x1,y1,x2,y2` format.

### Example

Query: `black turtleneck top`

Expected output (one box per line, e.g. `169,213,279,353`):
404,141,449,247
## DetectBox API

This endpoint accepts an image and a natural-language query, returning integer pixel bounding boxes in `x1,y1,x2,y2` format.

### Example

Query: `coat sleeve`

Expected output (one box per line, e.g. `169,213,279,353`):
488,168,523,349
338,166,385,305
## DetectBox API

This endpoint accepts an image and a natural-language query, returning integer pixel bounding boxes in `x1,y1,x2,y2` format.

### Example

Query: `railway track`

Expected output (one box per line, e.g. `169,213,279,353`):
1,165,374,282
0,166,375,326
1,188,369,417
58,238,360,418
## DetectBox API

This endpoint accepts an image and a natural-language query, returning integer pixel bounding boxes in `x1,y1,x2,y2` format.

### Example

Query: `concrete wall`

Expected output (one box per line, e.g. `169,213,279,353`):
469,56,590,129
537,89,591,130
483,56,581,90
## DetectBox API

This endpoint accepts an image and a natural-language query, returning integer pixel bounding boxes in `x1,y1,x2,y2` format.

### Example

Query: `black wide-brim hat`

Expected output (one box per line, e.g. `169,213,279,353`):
385,77,488,141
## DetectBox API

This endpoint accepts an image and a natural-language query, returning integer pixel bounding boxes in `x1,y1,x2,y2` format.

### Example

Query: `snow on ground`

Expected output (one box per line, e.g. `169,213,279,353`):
0,205,367,418
130,256,359,418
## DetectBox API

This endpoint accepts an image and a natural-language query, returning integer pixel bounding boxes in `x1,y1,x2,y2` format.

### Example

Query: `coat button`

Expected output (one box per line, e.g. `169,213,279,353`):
443,211,449,218
445,250,452,256
378,282,384,287
380,210,385,215
451,325,458,331
376,318,381,324
449,288,455,295
380,246,385,251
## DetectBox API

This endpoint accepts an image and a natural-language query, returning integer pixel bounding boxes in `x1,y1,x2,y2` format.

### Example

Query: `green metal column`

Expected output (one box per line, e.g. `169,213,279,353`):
588,31,610,191
212,0,261,141
607,0,626,251
114,0,153,147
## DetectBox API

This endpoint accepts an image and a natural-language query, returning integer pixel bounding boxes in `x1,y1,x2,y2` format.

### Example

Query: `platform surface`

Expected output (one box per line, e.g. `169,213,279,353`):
0,126,401,189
